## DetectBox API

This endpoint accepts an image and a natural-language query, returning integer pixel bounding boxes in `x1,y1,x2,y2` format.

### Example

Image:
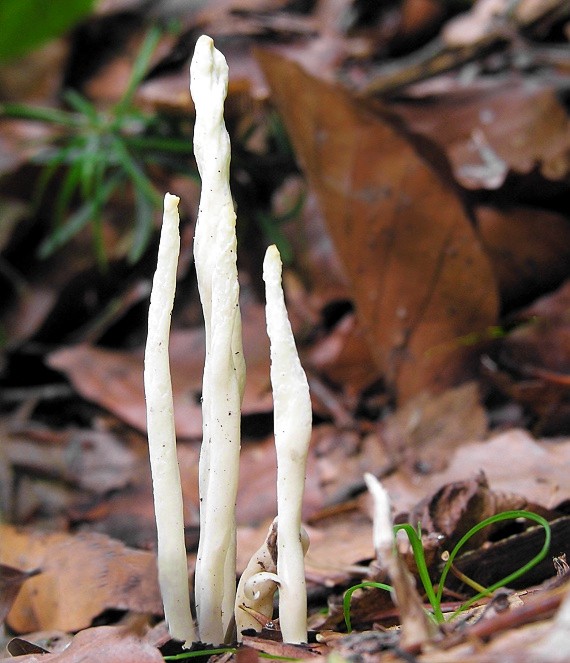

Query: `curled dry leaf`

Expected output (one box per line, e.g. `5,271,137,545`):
257,47,498,402
406,471,530,552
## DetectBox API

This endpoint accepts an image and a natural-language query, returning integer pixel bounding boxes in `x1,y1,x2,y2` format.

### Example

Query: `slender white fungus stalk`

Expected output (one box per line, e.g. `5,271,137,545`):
144,193,196,646
191,35,246,645
263,245,312,644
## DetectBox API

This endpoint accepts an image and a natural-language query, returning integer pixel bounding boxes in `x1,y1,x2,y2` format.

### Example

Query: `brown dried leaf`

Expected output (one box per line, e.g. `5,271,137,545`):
0,565,40,625
381,381,488,473
382,428,570,514
395,78,570,189
257,47,498,402
501,279,570,375
477,206,570,306
307,313,380,395
407,472,529,552
241,634,322,659
47,337,203,438
5,624,164,663
47,300,274,438
311,427,390,507
0,525,162,633
4,427,137,495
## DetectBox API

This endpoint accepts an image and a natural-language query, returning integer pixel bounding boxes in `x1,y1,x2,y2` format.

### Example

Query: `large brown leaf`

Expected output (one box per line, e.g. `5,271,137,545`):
0,525,162,633
257,48,498,401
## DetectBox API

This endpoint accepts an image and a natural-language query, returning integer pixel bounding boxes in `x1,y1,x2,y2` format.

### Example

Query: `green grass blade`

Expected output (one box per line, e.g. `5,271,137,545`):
123,134,194,154
111,137,161,205
89,157,111,267
129,184,156,263
0,102,83,128
62,89,99,123
394,523,445,623
77,136,105,200
164,648,237,661
115,25,162,114
343,581,393,633
53,160,83,226
38,172,123,258
436,510,551,618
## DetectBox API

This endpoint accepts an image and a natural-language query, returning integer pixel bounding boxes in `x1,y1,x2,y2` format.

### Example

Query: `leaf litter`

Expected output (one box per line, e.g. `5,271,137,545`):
1,0,570,661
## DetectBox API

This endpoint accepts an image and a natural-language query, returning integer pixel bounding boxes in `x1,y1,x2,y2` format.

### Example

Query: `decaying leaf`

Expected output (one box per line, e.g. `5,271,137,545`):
0,525,163,633
477,206,570,307
47,300,274,438
380,381,488,473
0,564,40,626
3,624,164,663
488,279,570,432
382,428,570,514
3,427,138,495
395,77,570,189
257,47,498,402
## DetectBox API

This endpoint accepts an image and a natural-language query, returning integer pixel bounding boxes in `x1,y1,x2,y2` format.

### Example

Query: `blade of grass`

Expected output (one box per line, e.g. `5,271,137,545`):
38,172,124,258
115,26,162,114
53,160,83,227
0,102,83,128
437,510,551,618
111,136,162,206
62,89,100,124
129,184,155,263
164,648,237,661
32,156,66,212
89,156,111,267
124,134,195,154
78,136,105,200
343,581,393,633
394,523,444,623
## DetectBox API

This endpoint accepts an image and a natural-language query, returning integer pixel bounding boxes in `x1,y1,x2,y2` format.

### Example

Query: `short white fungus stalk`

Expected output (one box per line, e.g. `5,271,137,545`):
235,518,310,640
363,472,395,558
235,518,279,639
144,193,196,646
364,472,436,648
263,244,312,644
191,35,245,645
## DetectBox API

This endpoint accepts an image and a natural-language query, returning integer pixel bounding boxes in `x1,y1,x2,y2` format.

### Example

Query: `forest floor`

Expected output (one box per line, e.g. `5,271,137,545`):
1,0,570,661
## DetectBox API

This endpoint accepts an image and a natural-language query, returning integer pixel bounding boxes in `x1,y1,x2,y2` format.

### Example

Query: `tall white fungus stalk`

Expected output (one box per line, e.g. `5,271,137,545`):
144,193,196,646
190,35,246,645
